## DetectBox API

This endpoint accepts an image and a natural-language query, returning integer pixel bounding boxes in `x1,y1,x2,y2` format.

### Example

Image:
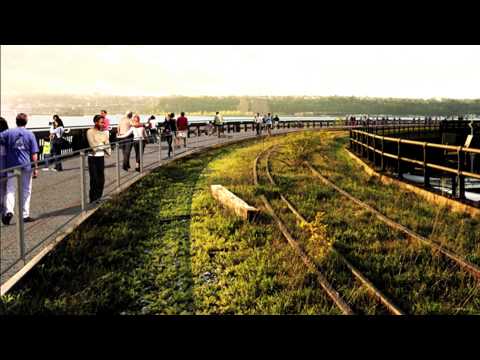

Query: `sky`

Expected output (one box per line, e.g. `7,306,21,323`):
2,45,480,99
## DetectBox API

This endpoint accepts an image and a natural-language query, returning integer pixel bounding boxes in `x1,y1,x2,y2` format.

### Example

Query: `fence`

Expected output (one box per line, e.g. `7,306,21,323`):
349,126,480,201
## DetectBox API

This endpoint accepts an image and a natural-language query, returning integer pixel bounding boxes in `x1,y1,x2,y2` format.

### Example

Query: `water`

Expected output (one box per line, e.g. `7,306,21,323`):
8,114,341,130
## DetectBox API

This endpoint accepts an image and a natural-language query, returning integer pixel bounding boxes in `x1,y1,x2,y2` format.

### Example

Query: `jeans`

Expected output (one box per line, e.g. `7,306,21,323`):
51,140,63,170
166,135,173,157
256,123,262,135
133,139,145,167
121,135,133,170
88,156,105,203
43,154,51,168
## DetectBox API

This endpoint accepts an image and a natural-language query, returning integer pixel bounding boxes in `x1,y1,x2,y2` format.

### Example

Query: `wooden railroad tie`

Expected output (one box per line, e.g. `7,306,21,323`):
210,184,259,221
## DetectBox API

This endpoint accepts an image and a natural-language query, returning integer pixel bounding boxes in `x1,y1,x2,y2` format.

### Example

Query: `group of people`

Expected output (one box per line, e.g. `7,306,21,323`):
254,113,279,136
41,114,68,172
0,109,280,225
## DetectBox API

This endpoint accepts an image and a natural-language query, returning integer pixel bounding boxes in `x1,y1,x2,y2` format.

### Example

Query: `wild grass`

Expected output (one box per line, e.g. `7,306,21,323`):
267,131,480,314
2,130,478,314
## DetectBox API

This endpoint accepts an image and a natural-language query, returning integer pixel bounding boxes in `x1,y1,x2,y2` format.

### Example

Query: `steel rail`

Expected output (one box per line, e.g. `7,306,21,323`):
305,161,480,281
265,150,404,315
254,147,354,315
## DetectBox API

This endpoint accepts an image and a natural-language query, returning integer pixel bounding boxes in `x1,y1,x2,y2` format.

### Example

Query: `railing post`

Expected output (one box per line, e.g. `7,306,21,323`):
397,138,402,179
458,146,465,199
423,143,430,188
14,168,25,262
372,135,376,166
80,151,87,211
159,134,163,161
381,136,385,171
139,140,144,173
116,142,121,190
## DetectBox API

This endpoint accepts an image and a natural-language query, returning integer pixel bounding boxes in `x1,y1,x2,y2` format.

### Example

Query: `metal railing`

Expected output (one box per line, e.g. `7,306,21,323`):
349,128,480,200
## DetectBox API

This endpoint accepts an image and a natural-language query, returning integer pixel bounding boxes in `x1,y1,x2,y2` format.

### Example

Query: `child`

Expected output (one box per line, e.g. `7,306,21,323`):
41,136,52,171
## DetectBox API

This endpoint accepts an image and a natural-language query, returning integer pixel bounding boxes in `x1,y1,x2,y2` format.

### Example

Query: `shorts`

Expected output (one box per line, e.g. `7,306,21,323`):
177,130,188,138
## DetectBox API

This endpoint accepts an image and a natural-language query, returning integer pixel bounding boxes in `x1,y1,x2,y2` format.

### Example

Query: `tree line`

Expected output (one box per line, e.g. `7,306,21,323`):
4,94,480,116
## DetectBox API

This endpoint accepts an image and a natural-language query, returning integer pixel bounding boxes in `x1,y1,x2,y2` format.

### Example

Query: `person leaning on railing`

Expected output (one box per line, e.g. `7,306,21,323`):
118,111,134,172
116,114,146,172
86,114,111,204
0,113,39,225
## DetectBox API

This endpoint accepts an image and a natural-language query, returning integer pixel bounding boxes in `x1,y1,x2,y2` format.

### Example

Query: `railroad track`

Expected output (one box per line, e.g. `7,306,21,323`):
255,146,410,315
254,147,354,315
264,150,405,315
303,161,480,282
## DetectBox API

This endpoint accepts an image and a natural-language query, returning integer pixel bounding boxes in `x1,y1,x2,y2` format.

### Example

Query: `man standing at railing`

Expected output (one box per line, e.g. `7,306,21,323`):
86,114,111,203
1,113,39,225
213,111,223,135
176,112,189,148
254,113,262,135
265,113,272,136
100,110,111,137
118,111,133,171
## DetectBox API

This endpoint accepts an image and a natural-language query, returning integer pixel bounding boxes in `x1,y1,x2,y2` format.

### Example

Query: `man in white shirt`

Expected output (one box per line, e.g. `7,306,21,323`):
254,113,263,136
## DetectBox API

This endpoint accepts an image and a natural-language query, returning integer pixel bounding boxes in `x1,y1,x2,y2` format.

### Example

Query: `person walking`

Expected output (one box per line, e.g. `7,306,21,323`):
1,113,39,225
213,111,223,135
0,117,9,218
86,114,111,203
49,115,65,171
147,115,158,143
273,114,279,127
117,111,133,171
254,113,262,136
176,112,189,148
163,113,176,158
116,114,146,172
265,113,273,136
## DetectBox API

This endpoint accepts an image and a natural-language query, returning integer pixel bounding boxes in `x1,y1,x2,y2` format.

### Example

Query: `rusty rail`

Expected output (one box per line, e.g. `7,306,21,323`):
265,150,405,315
253,148,354,315
305,161,480,282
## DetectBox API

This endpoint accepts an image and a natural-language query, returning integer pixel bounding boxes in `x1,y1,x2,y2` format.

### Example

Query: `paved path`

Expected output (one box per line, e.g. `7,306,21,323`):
0,126,303,288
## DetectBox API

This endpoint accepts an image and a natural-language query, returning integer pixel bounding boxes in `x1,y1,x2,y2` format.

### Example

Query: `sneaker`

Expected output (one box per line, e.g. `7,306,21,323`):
50,168,58,172
2,212,13,225
23,217,36,223
41,168,50,172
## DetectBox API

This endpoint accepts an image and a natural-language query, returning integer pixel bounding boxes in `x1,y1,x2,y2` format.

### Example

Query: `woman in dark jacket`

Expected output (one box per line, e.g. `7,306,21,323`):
50,115,65,171
163,113,177,158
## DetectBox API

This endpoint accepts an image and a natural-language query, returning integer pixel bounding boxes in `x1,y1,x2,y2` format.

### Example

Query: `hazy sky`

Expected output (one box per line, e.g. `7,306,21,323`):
2,45,480,99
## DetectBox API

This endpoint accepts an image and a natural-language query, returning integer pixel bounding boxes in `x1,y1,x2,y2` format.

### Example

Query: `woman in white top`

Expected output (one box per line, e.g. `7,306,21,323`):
116,114,146,172
49,115,65,171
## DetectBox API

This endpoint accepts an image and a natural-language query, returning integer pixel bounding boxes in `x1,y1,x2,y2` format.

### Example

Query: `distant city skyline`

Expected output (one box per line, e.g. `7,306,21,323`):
2,45,480,100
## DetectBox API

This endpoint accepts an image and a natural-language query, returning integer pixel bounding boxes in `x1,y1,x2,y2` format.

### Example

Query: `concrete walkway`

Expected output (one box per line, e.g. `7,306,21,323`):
0,126,300,290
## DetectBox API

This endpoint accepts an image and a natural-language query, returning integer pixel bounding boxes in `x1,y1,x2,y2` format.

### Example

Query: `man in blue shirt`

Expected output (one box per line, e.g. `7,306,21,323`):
0,113,39,225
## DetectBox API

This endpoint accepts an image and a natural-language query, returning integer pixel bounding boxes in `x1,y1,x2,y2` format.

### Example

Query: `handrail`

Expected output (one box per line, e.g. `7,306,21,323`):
349,126,480,201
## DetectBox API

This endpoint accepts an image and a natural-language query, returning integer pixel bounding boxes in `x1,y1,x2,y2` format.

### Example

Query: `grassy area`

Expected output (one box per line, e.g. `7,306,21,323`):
0,133,340,315
1,129,478,315
266,131,480,314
